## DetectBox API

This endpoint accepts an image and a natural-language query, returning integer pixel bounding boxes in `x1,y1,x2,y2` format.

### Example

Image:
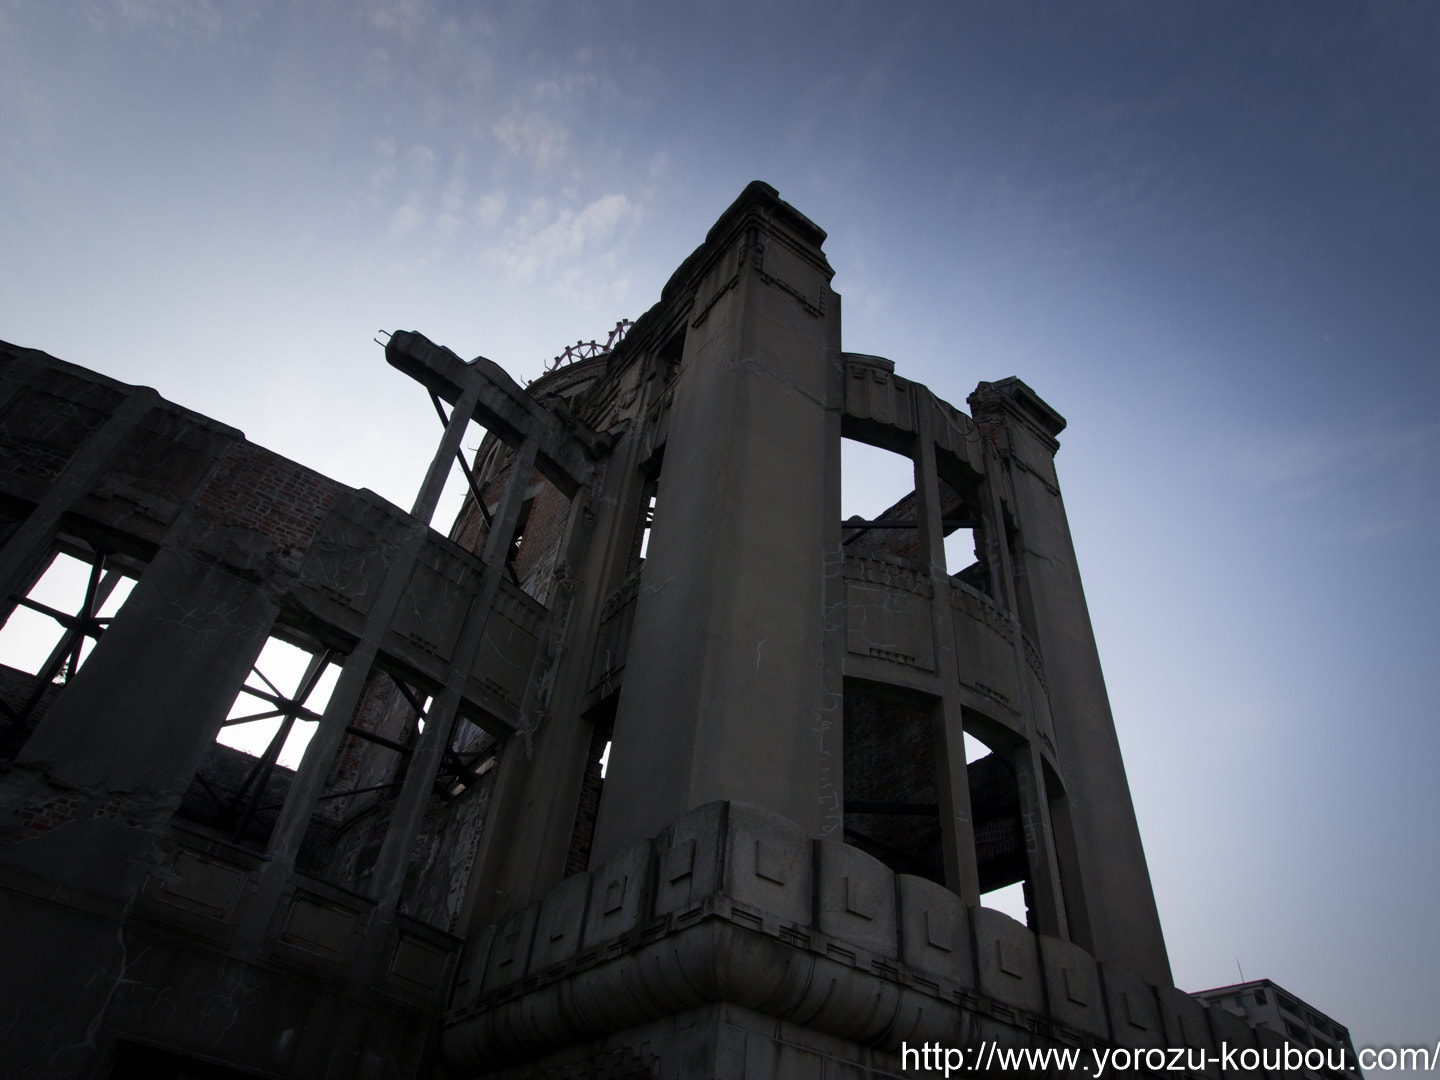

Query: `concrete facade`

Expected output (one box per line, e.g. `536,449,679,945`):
0,183,1300,1077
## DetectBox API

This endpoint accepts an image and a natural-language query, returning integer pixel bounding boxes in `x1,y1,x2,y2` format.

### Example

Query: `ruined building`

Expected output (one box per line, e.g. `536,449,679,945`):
1,183,1296,1077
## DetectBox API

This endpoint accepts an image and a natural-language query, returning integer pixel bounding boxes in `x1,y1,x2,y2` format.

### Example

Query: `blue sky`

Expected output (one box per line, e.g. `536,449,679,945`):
3,0,1437,1054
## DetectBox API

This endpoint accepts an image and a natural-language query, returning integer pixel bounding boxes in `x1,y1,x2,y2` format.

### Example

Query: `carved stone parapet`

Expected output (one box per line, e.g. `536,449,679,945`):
843,552,933,597
441,801,1217,1076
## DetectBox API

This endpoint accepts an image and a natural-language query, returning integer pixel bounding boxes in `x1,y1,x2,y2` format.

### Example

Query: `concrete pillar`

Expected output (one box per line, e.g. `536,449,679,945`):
369,432,539,917
913,407,982,905
4,542,277,893
239,381,483,943
976,435,1069,935
0,387,157,607
459,419,654,926
969,377,1171,986
817,324,846,842
592,184,839,861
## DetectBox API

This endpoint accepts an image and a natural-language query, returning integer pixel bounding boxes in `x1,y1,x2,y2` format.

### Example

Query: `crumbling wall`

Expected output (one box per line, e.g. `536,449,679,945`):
0,340,557,1079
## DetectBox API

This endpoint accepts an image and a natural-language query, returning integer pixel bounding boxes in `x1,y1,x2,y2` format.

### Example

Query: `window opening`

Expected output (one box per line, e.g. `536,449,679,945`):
346,674,494,802
935,475,984,584
964,714,1033,927
841,437,913,522
842,684,943,884
964,732,989,764
658,326,685,384
215,637,338,767
564,699,616,877
942,528,977,576
0,544,137,760
637,497,656,560
440,710,498,799
182,636,339,843
269,666,505,928
629,470,660,571
0,547,135,680
981,881,1029,924
841,438,919,559
507,497,534,565
281,671,430,889
419,386,490,533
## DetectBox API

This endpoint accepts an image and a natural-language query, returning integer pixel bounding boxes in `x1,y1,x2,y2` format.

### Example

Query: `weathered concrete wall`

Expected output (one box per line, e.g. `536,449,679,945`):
0,339,567,1077
0,182,1204,1077
591,183,843,858
445,800,1280,1079
970,378,1172,985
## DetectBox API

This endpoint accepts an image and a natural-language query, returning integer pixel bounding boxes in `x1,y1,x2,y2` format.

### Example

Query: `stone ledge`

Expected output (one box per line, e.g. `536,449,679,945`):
443,800,1267,1074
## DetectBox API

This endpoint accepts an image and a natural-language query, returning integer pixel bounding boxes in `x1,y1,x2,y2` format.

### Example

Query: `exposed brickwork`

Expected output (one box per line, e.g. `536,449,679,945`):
513,475,570,602
843,690,942,883
843,479,982,576
0,373,126,488
2,791,126,842
196,442,339,555
297,672,417,876
450,454,573,606
0,664,63,762
402,759,498,932
176,742,296,846
321,672,415,801
564,710,614,878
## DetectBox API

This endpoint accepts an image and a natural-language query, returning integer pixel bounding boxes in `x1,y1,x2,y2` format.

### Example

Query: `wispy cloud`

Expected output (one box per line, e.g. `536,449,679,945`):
1230,422,1435,503
380,143,442,237
472,191,506,230
363,0,429,42
492,111,569,169
486,193,638,283
84,0,233,41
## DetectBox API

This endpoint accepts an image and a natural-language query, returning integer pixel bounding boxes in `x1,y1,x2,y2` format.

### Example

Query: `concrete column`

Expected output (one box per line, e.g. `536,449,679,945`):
817,316,846,842
369,432,539,917
913,407,982,905
239,381,483,942
592,185,837,861
976,437,1069,935
0,387,157,607
969,378,1171,986
459,418,654,927
1012,741,1068,937
5,543,277,893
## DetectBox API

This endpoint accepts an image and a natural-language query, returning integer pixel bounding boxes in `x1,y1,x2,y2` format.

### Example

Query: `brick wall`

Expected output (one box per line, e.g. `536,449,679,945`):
842,690,943,883
564,707,614,878
450,455,573,607
196,442,339,557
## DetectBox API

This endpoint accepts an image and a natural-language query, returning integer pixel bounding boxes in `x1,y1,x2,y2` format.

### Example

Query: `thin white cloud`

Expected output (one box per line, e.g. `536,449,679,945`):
473,191,507,230
488,193,637,283
436,174,466,235
365,136,398,200
492,111,569,169
381,144,442,236
365,0,428,41
82,0,257,44
407,143,437,178
389,192,424,237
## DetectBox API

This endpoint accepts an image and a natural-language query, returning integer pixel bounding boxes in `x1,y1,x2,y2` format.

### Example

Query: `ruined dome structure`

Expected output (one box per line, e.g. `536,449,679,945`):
0,182,1294,1078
